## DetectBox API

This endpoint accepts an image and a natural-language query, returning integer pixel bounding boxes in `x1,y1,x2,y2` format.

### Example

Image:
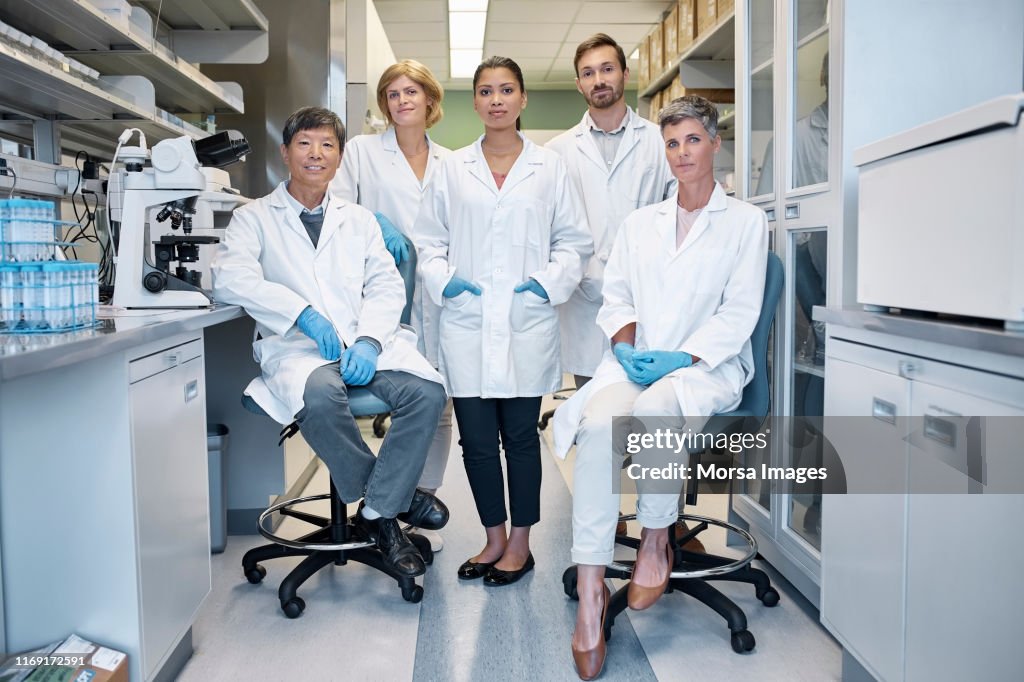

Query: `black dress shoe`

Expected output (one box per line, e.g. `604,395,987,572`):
397,489,449,530
354,513,425,577
483,553,535,586
457,558,496,581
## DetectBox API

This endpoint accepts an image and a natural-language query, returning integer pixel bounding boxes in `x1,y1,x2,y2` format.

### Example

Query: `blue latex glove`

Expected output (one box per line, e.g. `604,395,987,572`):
374,212,409,265
632,350,693,386
613,342,646,384
513,278,549,300
442,276,482,298
340,340,379,386
297,306,340,361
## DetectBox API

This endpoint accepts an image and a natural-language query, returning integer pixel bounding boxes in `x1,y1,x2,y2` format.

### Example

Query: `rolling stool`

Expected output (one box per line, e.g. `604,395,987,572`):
561,252,784,653
240,390,433,618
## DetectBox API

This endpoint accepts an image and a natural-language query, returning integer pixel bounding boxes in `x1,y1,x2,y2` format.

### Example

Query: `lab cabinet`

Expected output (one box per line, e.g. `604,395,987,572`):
129,338,211,681
821,332,1024,681
0,331,212,681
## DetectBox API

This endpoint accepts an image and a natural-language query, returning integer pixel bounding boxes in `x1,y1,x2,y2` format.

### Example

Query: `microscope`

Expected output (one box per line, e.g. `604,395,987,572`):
109,130,251,309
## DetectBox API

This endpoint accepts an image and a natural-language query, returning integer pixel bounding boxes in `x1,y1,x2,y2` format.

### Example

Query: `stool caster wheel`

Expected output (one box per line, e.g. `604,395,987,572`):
244,565,267,584
409,534,433,565
562,566,579,600
758,587,780,607
402,584,424,603
731,629,755,653
281,597,305,619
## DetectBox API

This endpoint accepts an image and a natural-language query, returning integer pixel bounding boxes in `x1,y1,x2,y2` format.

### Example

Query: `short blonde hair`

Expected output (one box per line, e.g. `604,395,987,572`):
376,60,445,128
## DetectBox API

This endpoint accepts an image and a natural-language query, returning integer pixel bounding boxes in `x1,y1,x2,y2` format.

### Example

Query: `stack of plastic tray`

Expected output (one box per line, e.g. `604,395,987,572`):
0,198,98,334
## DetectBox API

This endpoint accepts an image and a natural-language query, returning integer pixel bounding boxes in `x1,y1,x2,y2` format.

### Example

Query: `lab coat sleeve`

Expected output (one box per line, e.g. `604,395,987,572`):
595,222,637,338
355,210,405,344
529,160,594,306
411,161,456,306
681,209,769,370
211,207,310,337
331,138,360,202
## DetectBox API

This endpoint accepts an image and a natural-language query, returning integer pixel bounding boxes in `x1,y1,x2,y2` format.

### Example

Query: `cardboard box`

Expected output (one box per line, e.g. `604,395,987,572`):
719,0,735,17
649,24,664,79
650,89,663,122
696,0,718,36
637,35,651,91
663,4,679,61
0,634,128,682
680,87,736,103
678,0,697,52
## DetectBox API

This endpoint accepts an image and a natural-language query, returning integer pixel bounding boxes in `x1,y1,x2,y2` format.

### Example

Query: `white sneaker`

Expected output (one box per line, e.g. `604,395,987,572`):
413,527,444,552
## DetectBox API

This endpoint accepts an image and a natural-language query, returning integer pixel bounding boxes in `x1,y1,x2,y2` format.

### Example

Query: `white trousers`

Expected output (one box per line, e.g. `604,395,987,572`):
417,398,454,491
571,365,740,566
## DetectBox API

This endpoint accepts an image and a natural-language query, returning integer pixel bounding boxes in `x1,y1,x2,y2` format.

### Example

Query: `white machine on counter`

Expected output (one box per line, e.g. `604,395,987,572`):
109,130,251,309
855,93,1024,331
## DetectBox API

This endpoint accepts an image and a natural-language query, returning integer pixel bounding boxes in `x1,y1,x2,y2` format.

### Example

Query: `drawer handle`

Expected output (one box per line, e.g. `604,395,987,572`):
184,380,198,403
898,360,916,379
872,398,896,424
165,352,180,366
923,414,956,448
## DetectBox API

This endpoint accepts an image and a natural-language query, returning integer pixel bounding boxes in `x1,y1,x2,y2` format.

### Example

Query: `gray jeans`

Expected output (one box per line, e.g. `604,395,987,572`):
295,365,446,518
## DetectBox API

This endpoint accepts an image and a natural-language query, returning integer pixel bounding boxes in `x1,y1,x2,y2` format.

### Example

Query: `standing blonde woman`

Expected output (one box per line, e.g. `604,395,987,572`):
414,56,592,585
332,60,452,550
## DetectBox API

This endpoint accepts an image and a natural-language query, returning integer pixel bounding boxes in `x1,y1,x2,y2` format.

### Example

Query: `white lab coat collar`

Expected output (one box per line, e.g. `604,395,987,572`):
268,182,349,253
280,181,331,215
464,131,542,195
378,126,442,185
655,182,729,257
572,106,645,175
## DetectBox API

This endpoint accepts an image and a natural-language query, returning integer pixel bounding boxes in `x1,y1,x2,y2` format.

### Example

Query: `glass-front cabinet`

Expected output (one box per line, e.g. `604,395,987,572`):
733,0,837,607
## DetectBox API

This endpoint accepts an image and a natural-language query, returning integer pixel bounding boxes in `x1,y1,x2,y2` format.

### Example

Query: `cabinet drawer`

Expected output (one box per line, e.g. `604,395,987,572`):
129,338,203,384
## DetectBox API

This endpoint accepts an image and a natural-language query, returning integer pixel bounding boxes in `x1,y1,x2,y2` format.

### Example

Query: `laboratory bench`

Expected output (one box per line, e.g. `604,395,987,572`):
0,304,285,681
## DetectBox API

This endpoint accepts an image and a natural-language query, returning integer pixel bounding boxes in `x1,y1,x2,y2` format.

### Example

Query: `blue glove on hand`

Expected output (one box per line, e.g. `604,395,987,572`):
513,278,549,300
340,340,379,386
374,212,409,265
613,342,646,384
297,306,340,361
442,276,482,299
632,350,693,386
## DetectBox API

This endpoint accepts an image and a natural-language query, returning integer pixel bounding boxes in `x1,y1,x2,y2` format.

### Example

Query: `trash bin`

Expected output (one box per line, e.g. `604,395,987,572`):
207,424,229,553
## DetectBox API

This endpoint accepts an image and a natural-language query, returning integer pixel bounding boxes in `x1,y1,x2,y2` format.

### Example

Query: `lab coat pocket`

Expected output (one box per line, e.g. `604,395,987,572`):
510,290,556,335
441,291,483,331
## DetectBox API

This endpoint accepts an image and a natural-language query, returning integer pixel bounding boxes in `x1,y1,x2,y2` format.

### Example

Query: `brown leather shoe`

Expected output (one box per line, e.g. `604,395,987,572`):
615,519,628,536
627,541,674,611
675,520,706,553
572,584,610,680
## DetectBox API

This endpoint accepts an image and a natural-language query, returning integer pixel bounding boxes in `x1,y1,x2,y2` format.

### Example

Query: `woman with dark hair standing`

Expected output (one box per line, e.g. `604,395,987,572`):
413,56,592,585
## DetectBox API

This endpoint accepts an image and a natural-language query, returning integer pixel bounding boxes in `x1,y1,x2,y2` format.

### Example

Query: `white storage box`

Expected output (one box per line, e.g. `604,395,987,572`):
855,94,1024,330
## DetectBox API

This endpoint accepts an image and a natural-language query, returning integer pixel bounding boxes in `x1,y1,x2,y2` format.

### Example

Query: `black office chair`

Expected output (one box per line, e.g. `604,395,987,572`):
562,252,784,653
241,236,430,617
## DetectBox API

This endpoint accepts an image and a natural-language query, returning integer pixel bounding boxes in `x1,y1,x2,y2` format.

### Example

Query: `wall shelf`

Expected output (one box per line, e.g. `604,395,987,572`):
135,0,268,31
641,12,736,98
0,0,245,115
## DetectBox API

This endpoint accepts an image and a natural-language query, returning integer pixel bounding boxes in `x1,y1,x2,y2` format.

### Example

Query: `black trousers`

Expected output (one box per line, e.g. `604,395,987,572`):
453,396,543,528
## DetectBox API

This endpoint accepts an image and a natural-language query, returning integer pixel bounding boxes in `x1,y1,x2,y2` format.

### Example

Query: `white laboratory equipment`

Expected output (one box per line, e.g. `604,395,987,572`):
855,93,1024,331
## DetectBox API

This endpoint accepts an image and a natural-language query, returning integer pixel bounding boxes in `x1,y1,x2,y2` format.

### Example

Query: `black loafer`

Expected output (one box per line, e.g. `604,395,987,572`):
353,512,425,577
457,558,496,581
397,488,450,531
483,553,535,586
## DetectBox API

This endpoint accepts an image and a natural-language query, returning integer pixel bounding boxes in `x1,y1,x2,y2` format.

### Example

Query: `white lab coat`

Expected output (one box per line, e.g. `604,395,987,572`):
211,182,442,425
330,127,451,365
412,133,594,398
546,107,676,376
552,183,769,458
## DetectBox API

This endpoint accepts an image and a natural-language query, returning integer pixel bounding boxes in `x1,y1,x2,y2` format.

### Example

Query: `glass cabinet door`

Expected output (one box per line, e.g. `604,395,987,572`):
785,227,827,550
748,0,775,198
789,0,830,191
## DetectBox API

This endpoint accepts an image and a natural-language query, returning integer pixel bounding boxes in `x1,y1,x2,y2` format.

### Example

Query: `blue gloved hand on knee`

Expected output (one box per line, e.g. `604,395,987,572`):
296,306,341,361
340,340,379,386
632,350,693,385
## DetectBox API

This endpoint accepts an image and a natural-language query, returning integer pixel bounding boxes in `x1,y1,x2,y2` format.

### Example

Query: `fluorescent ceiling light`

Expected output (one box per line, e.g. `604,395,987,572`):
449,0,488,11
451,48,482,78
449,12,486,49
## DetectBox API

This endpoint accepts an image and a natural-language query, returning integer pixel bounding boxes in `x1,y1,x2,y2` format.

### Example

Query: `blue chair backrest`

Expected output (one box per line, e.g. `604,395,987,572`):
396,234,416,326
733,251,784,419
